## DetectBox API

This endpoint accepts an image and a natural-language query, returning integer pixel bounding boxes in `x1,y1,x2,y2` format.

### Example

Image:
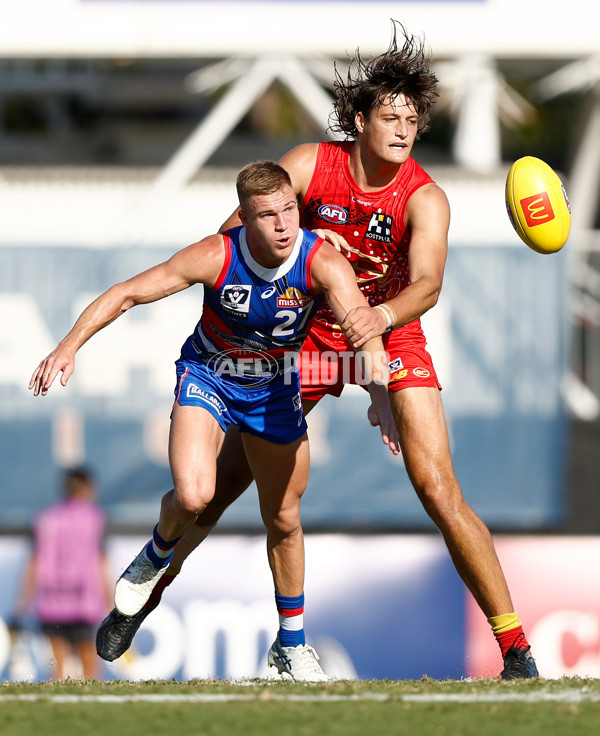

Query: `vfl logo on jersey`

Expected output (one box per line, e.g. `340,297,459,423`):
277,287,313,309
221,285,252,318
366,211,393,243
388,357,406,381
520,192,555,228
388,358,404,373
318,204,348,224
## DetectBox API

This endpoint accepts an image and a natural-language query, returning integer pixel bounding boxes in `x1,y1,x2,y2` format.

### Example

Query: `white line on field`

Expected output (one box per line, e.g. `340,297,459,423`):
0,690,599,704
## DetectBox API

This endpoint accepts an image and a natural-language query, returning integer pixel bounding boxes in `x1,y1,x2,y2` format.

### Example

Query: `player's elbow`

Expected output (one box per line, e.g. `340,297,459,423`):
112,282,139,314
429,283,442,309
423,275,443,311
120,297,136,315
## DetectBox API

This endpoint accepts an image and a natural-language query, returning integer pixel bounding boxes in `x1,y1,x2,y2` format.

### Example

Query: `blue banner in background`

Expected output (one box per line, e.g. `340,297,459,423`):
0,240,567,532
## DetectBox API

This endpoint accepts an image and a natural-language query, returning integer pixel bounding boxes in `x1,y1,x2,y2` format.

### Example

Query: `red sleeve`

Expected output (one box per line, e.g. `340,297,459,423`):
306,237,325,293
299,142,327,221
212,232,232,291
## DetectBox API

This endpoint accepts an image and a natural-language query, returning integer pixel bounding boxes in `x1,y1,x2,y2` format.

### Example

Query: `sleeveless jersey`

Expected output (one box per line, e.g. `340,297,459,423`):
300,141,434,346
182,225,324,386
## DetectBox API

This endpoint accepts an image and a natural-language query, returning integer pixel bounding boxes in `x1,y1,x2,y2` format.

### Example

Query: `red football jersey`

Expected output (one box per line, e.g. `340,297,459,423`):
300,141,435,345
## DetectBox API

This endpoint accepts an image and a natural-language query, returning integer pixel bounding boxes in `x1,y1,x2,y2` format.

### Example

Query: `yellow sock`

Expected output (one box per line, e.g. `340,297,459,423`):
488,612,521,635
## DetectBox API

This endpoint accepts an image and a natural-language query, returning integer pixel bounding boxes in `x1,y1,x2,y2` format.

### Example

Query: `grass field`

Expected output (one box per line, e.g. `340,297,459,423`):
1,677,599,736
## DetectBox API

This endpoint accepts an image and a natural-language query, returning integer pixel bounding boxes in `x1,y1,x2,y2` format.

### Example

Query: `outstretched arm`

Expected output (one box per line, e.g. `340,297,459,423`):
342,183,450,346
29,234,225,396
310,242,399,455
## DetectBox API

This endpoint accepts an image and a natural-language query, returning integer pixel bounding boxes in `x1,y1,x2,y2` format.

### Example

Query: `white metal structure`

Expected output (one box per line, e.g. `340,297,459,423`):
1,0,597,213
0,0,599,412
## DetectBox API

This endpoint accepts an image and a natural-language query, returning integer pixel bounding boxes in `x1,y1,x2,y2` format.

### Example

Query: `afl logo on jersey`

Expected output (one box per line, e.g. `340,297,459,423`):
318,204,348,224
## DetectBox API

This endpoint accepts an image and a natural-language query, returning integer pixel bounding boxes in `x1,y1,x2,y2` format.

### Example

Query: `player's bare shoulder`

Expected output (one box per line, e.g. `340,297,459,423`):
278,143,320,197
169,232,227,289
406,181,450,231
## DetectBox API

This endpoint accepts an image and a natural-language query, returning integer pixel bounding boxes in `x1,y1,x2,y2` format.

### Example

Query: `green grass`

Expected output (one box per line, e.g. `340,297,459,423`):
1,677,599,736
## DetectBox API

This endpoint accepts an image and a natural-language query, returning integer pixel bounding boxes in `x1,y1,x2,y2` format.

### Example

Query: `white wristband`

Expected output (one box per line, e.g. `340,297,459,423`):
375,303,394,329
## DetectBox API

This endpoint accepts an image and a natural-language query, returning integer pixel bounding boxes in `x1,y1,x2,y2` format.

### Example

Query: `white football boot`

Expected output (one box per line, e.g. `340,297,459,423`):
268,637,330,682
114,543,169,617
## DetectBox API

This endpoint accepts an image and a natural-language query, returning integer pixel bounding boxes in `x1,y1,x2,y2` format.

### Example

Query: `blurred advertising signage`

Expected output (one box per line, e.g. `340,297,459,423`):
4,535,597,682
0,535,465,681
104,535,466,681
466,537,600,679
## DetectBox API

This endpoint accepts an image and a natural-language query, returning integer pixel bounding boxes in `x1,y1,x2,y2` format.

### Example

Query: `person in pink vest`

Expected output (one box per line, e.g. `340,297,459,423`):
15,467,112,679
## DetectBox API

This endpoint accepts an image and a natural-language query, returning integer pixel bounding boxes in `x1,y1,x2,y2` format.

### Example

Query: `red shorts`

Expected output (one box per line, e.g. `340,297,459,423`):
298,324,441,401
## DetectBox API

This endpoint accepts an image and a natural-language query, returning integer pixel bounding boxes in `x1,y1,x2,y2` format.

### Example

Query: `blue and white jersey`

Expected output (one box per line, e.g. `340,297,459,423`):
180,225,324,386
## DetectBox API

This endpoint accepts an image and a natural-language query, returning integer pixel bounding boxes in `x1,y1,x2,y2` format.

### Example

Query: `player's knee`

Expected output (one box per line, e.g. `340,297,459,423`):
263,505,302,538
171,483,214,516
417,475,463,522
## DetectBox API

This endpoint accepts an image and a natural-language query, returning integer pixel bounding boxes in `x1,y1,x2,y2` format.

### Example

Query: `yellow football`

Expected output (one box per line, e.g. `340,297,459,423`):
505,156,571,254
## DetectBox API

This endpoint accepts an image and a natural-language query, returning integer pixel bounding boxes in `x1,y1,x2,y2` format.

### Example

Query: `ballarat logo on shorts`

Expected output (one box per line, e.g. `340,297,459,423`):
366,211,393,243
318,204,348,224
186,383,227,415
413,367,430,379
221,285,251,318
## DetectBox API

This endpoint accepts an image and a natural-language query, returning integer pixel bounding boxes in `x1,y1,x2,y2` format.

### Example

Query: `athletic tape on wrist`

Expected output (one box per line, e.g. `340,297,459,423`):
375,303,394,329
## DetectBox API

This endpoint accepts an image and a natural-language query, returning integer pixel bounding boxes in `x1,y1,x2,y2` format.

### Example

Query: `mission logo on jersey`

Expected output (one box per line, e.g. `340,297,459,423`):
221,285,252,318
276,287,313,309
